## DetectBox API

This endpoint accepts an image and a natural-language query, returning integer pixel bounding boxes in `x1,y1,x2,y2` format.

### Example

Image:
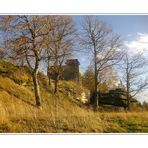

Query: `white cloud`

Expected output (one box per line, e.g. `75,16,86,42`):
127,34,132,37
125,32,148,54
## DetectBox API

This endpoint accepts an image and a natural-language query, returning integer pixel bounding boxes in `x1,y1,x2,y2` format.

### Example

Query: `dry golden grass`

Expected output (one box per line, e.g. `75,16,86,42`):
0,60,148,133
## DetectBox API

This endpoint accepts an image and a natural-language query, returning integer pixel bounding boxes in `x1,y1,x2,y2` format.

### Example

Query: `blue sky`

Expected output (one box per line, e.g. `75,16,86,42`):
73,15,148,40
73,15,148,72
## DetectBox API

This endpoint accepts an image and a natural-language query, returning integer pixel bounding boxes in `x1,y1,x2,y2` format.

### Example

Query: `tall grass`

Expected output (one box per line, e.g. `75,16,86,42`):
0,60,148,133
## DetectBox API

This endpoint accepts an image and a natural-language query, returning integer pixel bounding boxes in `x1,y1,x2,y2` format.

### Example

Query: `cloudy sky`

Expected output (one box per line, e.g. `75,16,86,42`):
73,15,148,71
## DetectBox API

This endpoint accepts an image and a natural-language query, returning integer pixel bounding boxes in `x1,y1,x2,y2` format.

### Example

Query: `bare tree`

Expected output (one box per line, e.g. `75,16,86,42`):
80,16,122,107
0,16,49,106
120,51,148,111
43,16,76,94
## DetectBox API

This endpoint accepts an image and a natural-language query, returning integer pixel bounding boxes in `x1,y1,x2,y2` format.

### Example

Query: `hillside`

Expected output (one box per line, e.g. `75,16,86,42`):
0,60,148,133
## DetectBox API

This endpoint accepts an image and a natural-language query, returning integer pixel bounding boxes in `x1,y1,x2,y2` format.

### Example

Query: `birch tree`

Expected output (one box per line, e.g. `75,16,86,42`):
80,16,122,107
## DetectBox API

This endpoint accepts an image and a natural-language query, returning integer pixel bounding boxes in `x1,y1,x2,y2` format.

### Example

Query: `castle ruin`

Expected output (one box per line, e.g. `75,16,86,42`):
60,59,80,82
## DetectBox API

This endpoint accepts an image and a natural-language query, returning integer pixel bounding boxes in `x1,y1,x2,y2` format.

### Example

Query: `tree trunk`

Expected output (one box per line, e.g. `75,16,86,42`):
98,90,101,106
32,71,41,106
32,52,41,106
54,73,59,94
47,55,51,86
126,66,131,111
127,92,131,111
47,67,51,86
94,49,98,107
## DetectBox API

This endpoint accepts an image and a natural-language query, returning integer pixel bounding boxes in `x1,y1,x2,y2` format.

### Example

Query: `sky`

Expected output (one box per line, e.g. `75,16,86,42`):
73,15,148,103
73,15,148,72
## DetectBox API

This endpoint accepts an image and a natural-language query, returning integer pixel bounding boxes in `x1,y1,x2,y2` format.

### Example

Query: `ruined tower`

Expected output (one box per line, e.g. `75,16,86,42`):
61,59,80,82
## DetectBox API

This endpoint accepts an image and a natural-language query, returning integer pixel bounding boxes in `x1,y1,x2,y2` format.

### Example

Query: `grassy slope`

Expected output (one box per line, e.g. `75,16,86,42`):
0,60,148,133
